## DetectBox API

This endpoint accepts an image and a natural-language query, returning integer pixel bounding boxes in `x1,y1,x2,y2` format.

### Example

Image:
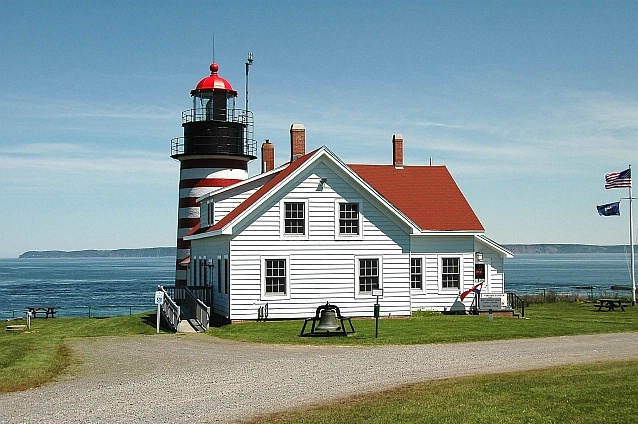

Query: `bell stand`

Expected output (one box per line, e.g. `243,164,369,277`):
299,302,356,337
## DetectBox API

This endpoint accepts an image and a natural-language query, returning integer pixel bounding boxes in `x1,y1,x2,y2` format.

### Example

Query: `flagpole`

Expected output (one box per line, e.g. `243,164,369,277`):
630,164,636,306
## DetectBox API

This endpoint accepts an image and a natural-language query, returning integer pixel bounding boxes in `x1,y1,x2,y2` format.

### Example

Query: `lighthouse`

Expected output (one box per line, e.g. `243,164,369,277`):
171,62,256,285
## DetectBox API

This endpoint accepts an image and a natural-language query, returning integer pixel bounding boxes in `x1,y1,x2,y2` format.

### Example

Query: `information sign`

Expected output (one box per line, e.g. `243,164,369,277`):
155,291,164,305
479,297,502,310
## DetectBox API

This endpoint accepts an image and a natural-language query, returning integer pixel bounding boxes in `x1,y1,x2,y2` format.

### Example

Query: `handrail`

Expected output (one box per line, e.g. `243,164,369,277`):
158,285,181,331
507,292,525,318
182,108,253,125
170,136,257,158
183,286,210,331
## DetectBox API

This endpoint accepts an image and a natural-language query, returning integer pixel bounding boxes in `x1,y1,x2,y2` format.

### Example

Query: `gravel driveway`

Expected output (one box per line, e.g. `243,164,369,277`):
1,332,638,423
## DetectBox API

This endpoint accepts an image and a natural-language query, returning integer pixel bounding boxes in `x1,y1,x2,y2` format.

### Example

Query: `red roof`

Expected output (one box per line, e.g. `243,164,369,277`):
185,149,484,238
348,164,484,231
191,63,237,96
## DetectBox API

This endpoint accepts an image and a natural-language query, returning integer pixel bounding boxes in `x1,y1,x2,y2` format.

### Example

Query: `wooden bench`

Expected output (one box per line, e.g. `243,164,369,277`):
27,306,58,318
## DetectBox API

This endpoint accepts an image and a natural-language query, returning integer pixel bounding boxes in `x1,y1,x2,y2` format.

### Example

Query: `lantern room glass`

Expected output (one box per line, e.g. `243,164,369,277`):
192,92,236,122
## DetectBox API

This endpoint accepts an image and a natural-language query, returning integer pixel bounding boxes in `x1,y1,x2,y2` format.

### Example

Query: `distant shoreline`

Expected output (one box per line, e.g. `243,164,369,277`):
18,247,175,259
17,244,637,258
504,244,637,255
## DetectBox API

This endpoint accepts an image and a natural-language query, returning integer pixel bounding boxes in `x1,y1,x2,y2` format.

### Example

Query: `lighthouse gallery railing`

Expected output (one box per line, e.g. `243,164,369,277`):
171,109,256,158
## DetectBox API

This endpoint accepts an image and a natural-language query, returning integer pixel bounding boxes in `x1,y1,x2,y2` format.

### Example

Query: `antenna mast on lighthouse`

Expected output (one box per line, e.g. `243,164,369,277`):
245,52,253,152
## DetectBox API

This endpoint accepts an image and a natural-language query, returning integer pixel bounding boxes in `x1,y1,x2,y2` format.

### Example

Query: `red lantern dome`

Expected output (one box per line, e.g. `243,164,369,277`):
191,63,238,96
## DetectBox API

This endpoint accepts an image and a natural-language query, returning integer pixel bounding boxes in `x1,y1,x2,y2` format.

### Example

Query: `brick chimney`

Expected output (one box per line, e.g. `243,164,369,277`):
290,123,305,161
261,140,275,173
393,134,404,168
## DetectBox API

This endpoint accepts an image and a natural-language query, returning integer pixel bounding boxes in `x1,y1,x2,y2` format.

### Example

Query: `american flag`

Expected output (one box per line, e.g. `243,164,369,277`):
605,168,632,189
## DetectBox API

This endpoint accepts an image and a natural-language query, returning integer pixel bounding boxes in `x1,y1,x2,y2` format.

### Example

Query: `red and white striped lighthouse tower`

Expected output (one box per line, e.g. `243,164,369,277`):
171,62,256,285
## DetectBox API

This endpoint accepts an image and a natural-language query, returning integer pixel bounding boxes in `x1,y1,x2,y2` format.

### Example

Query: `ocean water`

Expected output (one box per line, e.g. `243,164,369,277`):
504,253,636,296
0,253,636,319
0,257,174,319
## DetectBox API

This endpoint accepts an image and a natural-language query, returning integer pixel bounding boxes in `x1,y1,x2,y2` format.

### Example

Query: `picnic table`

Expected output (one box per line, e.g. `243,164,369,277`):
27,306,58,318
593,299,628,312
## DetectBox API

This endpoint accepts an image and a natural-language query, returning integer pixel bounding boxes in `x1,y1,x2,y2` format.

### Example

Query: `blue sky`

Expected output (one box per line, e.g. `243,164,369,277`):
1,1,637,258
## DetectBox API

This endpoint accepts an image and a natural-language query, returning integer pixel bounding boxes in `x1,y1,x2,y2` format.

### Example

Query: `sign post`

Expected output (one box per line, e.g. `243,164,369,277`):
154,290,164,334
372,289,383,338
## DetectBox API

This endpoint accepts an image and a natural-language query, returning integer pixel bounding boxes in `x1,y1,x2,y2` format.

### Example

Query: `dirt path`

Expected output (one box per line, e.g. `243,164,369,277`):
1,332,637,423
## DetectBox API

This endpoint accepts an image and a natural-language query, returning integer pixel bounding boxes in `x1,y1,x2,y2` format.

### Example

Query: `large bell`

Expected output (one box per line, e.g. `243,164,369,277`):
315,309,340,332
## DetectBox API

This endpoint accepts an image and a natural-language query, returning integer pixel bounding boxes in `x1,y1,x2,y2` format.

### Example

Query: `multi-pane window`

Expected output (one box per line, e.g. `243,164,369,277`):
339,203,359,235
411,257,422,289
358,258,379,293
442,257,460,289
265,259,287,294
284,202,305,235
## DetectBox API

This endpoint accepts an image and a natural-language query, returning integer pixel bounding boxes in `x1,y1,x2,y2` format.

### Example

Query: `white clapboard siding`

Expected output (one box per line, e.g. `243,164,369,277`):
190,236,231,317
409,251,479,312
212,176,275,225
227,161,411,320
191,157,510,321
482,251,505,294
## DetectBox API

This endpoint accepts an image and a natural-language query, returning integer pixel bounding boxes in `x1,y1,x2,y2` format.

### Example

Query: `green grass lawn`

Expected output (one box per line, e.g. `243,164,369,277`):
208,301,638,345
1,301,638,395
0,312,159,392
244,360,638,424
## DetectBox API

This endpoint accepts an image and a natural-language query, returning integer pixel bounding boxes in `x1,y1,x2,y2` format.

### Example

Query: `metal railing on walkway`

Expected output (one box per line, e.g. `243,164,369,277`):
507,292,525,318
158,285,209,332
157,285,181,332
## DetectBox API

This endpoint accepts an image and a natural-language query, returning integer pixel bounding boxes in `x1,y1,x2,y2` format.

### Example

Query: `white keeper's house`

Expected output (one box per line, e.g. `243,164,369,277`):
183,124,513,323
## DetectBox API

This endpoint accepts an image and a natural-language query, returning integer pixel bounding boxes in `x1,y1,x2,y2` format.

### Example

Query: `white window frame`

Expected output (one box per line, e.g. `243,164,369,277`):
280,199,309,240
355,256,382,298
335,199,363,240
439,255,463,291
410,256,424,292
261,256,291,300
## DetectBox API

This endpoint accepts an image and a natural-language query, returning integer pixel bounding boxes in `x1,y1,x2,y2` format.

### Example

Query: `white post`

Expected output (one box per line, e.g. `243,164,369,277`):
155,289,164,334
630,165,636,305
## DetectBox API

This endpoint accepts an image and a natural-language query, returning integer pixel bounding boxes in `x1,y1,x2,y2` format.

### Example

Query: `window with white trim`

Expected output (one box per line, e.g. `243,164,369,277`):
411,257,423,290
283,201,306,236
358,258,379,294
339,203,359,235
265,258,287,295
441,257,461,289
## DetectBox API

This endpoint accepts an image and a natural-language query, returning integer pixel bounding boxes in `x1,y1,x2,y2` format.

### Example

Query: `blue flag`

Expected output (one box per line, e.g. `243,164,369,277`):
597,201,620,216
